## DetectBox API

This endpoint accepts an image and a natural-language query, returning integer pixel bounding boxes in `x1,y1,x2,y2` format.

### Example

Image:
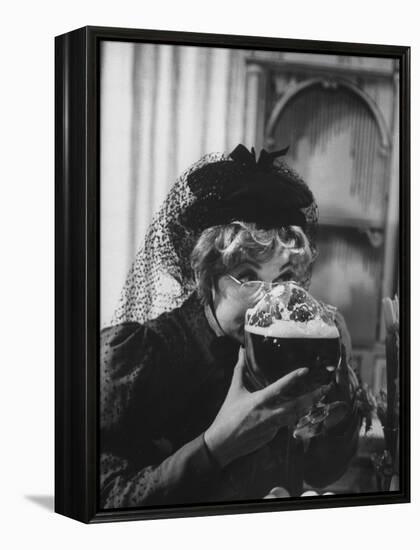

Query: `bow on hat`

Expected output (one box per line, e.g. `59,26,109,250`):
229,143,290,170
181,143,315,231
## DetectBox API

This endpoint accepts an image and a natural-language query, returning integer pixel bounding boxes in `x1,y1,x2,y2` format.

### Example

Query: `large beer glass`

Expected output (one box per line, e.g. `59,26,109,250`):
244,281,347,440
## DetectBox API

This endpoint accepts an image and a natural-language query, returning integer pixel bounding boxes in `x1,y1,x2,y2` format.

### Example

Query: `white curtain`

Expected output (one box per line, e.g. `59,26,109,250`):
100,41,252,325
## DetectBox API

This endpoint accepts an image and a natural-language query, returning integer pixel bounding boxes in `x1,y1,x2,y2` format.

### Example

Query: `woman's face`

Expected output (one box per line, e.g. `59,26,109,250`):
213,247,294,344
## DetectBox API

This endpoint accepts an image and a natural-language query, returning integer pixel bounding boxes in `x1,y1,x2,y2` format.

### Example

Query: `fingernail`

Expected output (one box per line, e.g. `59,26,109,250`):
297,368,309,377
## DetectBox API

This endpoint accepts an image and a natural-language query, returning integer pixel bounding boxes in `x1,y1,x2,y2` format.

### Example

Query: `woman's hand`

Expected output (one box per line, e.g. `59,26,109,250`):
204,348,330,468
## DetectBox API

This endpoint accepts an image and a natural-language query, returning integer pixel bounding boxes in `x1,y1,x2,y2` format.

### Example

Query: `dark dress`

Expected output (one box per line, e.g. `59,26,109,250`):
100,292,360,509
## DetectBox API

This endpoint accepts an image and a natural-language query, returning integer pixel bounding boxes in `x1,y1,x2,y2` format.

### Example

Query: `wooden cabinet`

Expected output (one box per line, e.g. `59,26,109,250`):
245,53,399,361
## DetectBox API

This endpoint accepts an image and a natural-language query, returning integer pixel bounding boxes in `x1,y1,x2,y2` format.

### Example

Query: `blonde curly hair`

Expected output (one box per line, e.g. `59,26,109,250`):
191,221,315,304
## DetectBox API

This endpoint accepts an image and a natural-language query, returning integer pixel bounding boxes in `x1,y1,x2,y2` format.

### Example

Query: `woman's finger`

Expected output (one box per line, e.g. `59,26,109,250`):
228,347,247,393
269,384,331,425
258,367,309,402
235,346,246,368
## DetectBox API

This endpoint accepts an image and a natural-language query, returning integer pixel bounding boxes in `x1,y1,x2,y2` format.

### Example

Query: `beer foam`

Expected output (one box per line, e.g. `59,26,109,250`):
245,319,340,339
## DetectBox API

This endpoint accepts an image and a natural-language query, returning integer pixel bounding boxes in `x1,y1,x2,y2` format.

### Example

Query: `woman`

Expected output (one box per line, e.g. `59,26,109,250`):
100,145,360,508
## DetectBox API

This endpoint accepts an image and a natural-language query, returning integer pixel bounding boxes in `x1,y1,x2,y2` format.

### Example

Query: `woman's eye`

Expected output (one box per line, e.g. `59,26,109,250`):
237,271,256,283
275,271,293,282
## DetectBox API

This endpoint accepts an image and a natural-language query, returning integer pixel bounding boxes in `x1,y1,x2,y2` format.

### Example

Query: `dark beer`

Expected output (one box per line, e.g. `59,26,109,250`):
243,282,346,438
244,322,340,394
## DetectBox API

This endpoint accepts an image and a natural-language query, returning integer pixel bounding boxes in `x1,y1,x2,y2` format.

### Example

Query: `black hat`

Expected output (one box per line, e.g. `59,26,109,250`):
181,144,315,231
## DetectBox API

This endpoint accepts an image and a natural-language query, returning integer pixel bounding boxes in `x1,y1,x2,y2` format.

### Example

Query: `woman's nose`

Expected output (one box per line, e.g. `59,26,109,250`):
247,283,270,306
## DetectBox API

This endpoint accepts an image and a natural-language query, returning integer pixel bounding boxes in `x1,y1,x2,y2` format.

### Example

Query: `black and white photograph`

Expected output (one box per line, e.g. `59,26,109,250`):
2,0,418,544
98,37,406,511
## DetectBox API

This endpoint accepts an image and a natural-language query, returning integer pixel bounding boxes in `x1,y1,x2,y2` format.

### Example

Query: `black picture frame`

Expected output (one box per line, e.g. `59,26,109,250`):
55,25,410,524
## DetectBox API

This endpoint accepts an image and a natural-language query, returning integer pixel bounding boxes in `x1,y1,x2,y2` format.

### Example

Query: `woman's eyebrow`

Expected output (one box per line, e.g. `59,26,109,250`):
237,260,261,270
